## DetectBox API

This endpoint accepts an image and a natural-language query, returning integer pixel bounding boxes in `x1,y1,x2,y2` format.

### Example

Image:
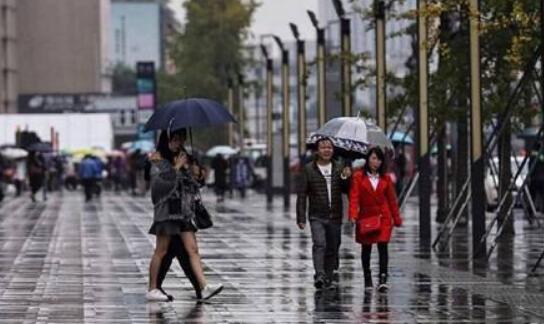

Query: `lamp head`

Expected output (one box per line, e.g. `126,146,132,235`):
307,10,319,29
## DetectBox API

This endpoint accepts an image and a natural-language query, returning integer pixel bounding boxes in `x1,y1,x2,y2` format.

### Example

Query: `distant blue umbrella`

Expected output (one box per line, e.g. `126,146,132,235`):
130,140,155,153
144,98,236,132
388,131,414,145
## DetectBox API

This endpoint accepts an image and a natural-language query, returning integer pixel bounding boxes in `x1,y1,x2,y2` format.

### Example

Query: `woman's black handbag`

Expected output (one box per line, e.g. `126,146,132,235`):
194,200,213,229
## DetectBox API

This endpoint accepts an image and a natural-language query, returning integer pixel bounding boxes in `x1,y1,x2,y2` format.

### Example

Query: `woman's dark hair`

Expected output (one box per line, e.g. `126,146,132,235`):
156,128,187,163
315,137,333,148
363,146,386,176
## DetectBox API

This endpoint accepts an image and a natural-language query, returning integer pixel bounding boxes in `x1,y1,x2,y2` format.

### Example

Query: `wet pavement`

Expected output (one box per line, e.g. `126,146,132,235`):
0,190,543,323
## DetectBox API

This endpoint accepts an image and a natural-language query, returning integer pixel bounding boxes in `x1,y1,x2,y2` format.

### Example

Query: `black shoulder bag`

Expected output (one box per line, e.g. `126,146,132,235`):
193,193,213,230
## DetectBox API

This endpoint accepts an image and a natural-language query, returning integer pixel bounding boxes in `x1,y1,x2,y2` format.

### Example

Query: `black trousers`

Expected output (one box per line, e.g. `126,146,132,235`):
361,243,389,275
81,178,94,201
309,218,342,279
157,235,200,294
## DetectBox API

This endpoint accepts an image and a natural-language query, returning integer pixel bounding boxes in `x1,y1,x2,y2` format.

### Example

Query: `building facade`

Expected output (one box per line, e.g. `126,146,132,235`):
16,0,111,97
110,0,162,70
318,0,416,116
0,0,17,114
244,39,318,147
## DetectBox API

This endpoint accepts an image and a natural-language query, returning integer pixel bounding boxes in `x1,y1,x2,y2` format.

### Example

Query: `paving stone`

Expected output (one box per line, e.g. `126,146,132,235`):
0,191,543,323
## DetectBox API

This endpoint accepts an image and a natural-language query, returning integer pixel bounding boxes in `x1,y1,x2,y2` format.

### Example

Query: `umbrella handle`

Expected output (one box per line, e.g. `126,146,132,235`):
167,117,175,138
189,128,193,154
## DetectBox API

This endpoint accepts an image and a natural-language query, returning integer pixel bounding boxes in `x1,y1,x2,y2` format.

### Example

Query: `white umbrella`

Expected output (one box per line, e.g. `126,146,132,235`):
206,145,238,157
0,147,28,160
306,117,393,157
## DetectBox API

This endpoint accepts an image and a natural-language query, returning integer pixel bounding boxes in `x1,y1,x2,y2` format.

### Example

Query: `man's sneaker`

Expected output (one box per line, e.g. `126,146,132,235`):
377,273,389,293
324,278,337,290
332,271,340,283
146,289,170,302
314,277,325,289
200,283,223,300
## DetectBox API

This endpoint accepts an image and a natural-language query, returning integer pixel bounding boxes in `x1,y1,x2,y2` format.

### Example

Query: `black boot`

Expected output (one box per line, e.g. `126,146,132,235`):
364,271,373,290
378,273,388,292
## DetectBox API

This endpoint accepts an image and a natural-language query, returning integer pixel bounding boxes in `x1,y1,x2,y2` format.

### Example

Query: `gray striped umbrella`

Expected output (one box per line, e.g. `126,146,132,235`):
306,117,393,157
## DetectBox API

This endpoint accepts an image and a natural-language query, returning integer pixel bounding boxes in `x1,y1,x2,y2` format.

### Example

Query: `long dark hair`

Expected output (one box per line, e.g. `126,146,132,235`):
156,129,187,164
363,146,386,176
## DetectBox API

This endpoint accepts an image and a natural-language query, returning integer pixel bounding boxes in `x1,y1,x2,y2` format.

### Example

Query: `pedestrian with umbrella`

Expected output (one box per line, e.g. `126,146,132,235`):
302,116,395,289
349,146,403,292
144,98,235,301
211,153,229,202
296,137,352,289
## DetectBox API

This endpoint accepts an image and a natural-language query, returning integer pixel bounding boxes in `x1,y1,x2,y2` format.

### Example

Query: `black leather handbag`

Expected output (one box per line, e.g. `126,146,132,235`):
194,199,213,229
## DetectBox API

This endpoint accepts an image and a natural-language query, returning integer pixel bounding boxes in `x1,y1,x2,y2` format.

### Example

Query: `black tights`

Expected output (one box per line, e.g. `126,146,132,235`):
361,243,388,275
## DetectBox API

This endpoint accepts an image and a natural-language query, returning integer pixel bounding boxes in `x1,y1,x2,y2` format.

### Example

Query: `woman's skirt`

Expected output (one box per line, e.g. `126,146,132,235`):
148,219,196,236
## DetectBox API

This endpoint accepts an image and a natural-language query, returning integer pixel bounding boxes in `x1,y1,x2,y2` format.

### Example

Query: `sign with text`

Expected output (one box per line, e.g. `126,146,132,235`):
136,62,156,139
18,93,103,113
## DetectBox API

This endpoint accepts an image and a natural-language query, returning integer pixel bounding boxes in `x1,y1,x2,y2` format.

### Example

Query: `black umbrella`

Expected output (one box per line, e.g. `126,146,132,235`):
144,98,236,132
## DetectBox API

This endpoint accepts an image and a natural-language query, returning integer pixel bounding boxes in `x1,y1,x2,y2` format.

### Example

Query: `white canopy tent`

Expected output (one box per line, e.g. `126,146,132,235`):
0,113,114,151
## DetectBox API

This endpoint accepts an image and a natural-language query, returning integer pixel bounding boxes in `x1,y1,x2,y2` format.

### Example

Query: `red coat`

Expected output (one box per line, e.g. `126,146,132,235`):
349,170,402,244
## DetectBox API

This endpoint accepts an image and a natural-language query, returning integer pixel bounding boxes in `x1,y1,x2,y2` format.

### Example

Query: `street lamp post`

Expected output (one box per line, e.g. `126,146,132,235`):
273,35,291,209
260,44,274,204
375,0,387,129
469,0,486,259
290,23,307,159
308,10,326,128
417,0,431,250
227,77,235,148
332,0,352,117
237,72,245,153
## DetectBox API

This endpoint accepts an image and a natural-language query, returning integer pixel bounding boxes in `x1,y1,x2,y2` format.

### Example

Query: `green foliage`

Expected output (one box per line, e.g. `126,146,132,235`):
158,0,258,149
111,63,137,95
168,0,257,101
350,0,541,131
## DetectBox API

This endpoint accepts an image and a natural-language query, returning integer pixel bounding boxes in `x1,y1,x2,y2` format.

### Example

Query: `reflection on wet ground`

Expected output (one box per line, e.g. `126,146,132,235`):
0,191,543,323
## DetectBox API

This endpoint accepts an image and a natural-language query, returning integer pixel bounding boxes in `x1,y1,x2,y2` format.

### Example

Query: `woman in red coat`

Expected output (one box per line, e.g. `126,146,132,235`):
349,147,402,292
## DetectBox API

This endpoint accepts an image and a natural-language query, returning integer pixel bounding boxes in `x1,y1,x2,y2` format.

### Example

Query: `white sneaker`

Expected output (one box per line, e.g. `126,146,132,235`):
200,283,224,300
146,289,169,302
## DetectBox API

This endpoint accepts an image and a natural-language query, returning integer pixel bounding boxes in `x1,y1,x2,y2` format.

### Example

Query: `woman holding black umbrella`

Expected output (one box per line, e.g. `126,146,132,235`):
349,147,403,292
147,128,223,301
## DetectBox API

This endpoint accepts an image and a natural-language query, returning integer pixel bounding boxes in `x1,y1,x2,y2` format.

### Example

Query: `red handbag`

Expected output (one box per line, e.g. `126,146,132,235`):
358,214,382,235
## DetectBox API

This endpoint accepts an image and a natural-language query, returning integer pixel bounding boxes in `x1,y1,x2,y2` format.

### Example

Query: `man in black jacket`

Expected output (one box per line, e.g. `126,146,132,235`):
296,137,351,289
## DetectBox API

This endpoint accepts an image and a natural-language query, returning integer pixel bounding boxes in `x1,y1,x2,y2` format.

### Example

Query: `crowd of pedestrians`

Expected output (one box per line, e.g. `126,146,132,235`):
0,146,156,203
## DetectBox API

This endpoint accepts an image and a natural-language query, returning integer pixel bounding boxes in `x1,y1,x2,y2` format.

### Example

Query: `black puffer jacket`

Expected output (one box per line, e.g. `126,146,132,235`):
296,160,349,224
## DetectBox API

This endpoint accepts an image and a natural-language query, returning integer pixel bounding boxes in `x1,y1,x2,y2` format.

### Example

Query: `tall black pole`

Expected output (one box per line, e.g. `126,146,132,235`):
469,0,486,258
274,36,291,209
332,0,352,117
290,23,307,158
417,0,431,250
237,73,245,153
308,10,326,128
227,78,234,147
340,17,352,117
260,44,274,204
317,28,327,127
541,0,544,120
375,0,387,129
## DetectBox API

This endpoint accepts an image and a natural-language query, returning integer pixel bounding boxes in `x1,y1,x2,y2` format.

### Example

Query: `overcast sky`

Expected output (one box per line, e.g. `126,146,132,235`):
167,0,319,42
